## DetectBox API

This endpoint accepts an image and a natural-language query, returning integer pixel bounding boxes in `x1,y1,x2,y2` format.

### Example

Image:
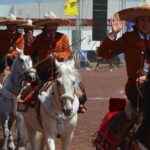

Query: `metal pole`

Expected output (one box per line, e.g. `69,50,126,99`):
36,0,41,18
121,0,126,9
39,3,41,17
75,0,81,68
38,2,41,18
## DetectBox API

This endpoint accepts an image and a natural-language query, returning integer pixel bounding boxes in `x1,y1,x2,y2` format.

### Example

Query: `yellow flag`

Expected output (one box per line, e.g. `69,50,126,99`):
64,0,78,16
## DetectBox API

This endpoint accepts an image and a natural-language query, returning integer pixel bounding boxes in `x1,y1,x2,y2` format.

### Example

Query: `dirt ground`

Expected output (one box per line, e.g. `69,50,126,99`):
0,66,127,150
67,66,127,150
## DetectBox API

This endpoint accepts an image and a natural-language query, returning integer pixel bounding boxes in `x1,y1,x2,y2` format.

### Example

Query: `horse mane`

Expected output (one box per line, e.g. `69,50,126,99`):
57,60,80,81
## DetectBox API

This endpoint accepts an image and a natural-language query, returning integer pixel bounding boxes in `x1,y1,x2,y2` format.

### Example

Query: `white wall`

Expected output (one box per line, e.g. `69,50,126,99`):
81,28,100,51
107,0,146,19
108,0,121,18
13,0,92,19
0,0,148,51
58,27,100,51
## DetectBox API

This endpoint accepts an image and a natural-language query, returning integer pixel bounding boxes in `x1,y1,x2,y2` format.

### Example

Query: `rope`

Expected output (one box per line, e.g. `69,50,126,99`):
32,36,87,69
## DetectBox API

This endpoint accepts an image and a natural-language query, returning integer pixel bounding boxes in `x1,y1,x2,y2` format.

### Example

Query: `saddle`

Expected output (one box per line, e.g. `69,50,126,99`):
93,98,138,150
17,80,53,105
18,56,56,104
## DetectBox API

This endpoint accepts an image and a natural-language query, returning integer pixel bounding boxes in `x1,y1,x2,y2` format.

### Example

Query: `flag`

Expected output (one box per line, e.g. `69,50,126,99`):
64,0,79,16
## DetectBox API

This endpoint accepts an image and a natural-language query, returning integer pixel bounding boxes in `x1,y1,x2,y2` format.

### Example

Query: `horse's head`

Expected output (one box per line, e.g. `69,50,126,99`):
12,48,37,82
54,59,79,116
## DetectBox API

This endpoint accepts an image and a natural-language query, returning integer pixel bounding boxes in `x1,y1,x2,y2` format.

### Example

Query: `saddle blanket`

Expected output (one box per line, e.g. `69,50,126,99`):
94,98,130,149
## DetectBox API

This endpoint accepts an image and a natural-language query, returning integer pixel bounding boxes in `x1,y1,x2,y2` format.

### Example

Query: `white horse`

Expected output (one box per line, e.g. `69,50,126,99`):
0,49,36,150
22,59,80,150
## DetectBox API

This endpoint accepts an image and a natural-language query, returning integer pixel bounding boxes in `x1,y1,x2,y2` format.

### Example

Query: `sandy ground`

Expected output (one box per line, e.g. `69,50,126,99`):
0,66,127,150
58,66,127,150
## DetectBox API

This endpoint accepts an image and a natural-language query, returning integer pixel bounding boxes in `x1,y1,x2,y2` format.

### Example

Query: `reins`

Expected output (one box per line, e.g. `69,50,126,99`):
32,36,87,70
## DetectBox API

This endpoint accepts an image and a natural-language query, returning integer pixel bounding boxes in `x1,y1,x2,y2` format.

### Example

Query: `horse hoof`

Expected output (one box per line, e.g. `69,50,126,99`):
17,147,26,150
8,142,16,150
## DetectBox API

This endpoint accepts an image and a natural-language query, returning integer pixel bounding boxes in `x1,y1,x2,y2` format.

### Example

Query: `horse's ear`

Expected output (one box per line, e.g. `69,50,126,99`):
55,59,60,67
16,47,24,56
70,59,75,68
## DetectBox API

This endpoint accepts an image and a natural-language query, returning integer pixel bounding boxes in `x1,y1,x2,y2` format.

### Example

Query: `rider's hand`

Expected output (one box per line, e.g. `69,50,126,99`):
9,46,14,52
136,75,147,84
53,52,57,57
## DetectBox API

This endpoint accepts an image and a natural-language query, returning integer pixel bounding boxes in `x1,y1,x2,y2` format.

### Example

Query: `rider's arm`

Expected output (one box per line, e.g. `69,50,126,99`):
96,33,125,59
15,34,25,50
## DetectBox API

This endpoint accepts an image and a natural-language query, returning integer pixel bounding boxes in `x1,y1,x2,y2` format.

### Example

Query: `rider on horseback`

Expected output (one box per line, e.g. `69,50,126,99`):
22,19,36,56
23,17,87,113
0,18,25,85
6,27,24,67
96,3,150,149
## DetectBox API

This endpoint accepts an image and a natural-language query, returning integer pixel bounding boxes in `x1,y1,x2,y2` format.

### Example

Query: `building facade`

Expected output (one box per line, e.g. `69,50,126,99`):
0,0,148,51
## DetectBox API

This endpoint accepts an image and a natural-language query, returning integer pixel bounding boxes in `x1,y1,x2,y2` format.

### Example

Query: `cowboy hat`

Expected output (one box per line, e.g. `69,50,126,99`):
44,11,57,19
17,19,39,29
33,11,71,27
0,14,26,26
113,3,150,22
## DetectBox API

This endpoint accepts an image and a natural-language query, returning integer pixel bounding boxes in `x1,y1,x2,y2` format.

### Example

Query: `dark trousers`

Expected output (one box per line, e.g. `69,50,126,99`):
78,82,87,105
125,83,143,112
136,79,150,149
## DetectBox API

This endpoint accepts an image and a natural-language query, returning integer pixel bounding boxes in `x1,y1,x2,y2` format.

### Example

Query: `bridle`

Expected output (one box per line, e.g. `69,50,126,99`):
53,78,75,113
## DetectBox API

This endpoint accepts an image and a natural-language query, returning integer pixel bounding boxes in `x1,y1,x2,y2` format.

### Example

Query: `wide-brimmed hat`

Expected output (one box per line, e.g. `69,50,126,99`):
17,19,39,30
0,14,26,26
33,11,72,27
33,18,71,27
113,3,150,22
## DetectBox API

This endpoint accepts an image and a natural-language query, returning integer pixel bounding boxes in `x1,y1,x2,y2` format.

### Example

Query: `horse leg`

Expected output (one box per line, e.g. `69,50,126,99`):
16,111,28,150
1,114,15,150
42,123,55,150
25,126,36,150
40,105,56,150
8,114,15,150
45,135,55,150
2,117,9,150
136,141,148,150
34,131,45,150
26,125,44,150
8,131,16,150
61,131,74,150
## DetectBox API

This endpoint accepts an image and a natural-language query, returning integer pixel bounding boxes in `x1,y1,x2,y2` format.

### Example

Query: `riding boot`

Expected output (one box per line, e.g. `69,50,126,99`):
78,82,87,113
